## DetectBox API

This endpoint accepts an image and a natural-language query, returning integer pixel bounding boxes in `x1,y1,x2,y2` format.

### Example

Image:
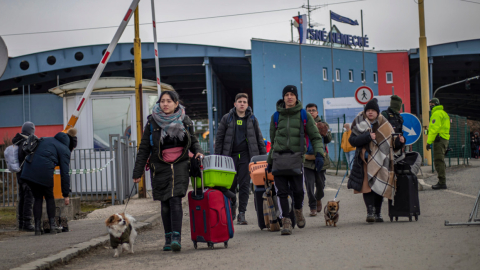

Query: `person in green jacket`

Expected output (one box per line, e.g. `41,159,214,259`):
426,98,450,190
304,103,332,217
266,85,325,235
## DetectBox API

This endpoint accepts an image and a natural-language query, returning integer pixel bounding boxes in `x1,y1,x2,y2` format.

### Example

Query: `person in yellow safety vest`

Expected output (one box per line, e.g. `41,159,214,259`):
426,98,450,190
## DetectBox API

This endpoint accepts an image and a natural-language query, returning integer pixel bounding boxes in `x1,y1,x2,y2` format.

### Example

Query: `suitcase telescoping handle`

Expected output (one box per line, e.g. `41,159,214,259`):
194,156,204,197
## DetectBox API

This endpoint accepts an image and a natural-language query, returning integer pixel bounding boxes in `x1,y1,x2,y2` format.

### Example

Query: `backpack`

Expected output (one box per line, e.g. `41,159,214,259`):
273,109,309,150
22,134,41,156
4,144,21,172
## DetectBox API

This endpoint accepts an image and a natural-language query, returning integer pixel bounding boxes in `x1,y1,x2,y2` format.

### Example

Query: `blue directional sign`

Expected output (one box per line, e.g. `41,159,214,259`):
400,113,422,146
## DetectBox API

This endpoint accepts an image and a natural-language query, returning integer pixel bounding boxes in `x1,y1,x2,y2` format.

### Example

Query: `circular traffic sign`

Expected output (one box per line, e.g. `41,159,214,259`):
400,112,422,146
0,36,8,78
355,86,373,105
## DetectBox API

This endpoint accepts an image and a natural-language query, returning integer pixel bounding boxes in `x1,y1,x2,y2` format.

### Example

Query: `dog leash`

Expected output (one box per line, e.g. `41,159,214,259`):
333,170,348,201
123,184,138,214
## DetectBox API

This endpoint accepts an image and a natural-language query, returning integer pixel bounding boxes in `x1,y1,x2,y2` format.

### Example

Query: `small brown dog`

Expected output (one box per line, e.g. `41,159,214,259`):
324,200,340,227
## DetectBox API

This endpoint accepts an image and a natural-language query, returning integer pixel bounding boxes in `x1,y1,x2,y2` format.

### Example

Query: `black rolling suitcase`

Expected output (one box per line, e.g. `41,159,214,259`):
388,152,421,222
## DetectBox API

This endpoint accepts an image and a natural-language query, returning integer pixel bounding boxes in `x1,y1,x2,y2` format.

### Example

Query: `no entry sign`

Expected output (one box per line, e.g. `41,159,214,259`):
355,86,373,105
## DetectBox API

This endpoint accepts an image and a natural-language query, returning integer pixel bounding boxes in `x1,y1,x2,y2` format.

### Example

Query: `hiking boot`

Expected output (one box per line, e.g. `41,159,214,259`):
366,205,375,223
171,231,181,252
22,218,35,232
34,220,43,236
310,209,317,216
375,213,384,222
49,218,61,234
163,232,172,251
432,183,447,190
294,209,306,228
316,200,322,213
280,218,293,235
237,212,248,225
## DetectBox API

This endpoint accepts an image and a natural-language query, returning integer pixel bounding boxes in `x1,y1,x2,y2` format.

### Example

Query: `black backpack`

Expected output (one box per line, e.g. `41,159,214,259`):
22,135,42,159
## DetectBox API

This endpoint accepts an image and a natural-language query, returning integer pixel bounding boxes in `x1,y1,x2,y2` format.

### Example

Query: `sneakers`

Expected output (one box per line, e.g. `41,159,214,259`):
309,209,317,216
237,212,248,225
366,205,375,223
294,209,306,228
281,218,293,235
316,200,322,213
163,232,172,251
432,183,447,190
171,231,181,252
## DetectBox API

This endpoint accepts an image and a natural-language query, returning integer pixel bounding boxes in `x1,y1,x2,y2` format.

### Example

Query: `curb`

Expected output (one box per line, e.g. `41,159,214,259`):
11,214,162,270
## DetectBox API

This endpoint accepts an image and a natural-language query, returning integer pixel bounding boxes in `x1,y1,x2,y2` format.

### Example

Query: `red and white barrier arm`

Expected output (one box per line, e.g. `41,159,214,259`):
151,0,162,96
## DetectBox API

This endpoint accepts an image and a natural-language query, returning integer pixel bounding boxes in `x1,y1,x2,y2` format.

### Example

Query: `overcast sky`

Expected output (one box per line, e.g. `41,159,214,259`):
1,0,479,57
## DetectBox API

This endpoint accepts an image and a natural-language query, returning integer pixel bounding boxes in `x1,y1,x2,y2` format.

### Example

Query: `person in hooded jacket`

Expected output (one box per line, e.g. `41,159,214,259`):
214,93,266,225
348,99,404,223
11,121,36,232
133,91,203,252
21,128,75,235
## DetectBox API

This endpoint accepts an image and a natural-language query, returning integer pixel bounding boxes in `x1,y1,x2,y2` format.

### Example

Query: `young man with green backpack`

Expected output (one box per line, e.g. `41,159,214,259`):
267,85,325,235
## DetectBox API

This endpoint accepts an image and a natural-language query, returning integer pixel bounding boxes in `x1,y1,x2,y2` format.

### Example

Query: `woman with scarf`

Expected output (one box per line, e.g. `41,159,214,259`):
348,98,404,223
133,91,203,252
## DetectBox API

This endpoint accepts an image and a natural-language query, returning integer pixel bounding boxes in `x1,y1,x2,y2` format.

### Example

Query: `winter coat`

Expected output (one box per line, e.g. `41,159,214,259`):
132,114,203,202
341,130,356,153
304,115,332,171
20,132,71,197
427,105,450,144
214,107,266,157
11,133,28,182
267,100,324,165
381,107,404,134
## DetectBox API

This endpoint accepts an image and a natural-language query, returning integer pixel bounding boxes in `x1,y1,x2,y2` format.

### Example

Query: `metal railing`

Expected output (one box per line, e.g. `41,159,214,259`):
0,159,18,207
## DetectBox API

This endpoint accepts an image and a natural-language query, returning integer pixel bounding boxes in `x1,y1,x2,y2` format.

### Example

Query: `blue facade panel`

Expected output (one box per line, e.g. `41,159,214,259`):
0,93,63,127
252,39,378,139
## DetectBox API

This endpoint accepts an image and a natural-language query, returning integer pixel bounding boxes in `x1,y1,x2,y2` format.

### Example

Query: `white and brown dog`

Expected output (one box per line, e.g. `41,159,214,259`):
105,213,137,258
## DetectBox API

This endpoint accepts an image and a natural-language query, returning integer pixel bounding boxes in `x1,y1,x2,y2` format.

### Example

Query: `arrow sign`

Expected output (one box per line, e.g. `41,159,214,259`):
400,112,422,145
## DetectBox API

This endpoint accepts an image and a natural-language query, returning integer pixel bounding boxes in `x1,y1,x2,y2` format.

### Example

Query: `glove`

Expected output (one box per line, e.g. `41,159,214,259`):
426,144,432,151
315,153,325,172
267,163,272,173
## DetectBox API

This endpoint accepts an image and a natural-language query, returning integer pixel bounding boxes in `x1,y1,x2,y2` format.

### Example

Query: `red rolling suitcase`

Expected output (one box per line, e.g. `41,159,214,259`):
188,158,234,249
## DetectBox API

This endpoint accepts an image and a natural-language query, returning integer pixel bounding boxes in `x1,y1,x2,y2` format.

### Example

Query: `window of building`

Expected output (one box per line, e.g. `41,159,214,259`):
349,70,353,82
323,68,328,81
361,71,365,83
373,72,378,84
92,98,132,148
386,72,393,84
336,69,341,81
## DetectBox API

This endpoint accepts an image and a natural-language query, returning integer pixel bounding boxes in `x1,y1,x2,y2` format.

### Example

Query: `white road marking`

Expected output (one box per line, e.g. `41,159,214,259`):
418,179,476,199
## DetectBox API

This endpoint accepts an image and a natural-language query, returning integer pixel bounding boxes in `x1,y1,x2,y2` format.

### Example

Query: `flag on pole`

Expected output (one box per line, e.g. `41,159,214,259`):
330,11,359,26
293,14,308,44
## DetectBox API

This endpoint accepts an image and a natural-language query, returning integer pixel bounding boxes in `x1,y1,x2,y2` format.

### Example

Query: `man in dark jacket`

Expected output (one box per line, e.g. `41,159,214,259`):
21,131,72,235
214,93,266,225
11,121,35,231
304,104,332,217
381,95,404,134
267,85,325,235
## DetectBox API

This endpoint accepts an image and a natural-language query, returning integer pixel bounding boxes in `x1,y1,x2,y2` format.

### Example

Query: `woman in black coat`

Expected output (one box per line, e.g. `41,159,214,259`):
132,91,203,252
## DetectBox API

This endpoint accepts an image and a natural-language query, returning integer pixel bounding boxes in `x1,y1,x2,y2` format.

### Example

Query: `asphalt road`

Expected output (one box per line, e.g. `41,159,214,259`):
56,166,480,270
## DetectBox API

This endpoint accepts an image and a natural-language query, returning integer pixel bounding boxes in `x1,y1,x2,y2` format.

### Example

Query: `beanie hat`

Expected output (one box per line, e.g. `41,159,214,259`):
429,98,440,106
364,98,380,115
390,95,403,113
282,85,298,100
21,121,35,136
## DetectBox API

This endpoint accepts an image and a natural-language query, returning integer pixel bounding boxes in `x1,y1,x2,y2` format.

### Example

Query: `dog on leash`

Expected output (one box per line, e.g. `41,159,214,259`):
324,201,340,227
105,213,137,258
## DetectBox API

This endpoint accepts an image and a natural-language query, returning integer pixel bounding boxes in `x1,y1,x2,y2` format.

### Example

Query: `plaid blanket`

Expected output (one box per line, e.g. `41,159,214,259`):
351,112,396,200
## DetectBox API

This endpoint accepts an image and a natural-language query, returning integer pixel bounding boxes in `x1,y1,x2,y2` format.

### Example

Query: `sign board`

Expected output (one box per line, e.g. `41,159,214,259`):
323,95,390,133
400,113,422,146
0,36,8,78
355,86,373,105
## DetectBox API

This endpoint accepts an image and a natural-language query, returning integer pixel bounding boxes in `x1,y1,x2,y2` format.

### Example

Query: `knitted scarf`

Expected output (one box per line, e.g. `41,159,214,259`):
152,103,186,144
351,111,396,200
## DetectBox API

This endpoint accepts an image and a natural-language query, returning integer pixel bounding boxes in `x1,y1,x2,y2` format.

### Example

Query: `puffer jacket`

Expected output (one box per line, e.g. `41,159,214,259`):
21,132,71,197
132,114,203,202
267,100,324,165
214,107,266,157
305,115,332,171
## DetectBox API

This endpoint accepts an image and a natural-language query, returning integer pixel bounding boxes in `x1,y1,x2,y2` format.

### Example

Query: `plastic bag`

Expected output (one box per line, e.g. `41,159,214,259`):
4,145,20,172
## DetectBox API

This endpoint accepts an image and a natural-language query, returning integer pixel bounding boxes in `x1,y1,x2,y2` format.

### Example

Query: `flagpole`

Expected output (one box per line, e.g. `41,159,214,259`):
299,12,304,102
330,10,335,98
361,10,365,86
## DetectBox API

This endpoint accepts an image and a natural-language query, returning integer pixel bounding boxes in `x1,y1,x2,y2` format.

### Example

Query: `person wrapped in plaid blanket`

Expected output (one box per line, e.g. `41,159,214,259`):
347,98,405,223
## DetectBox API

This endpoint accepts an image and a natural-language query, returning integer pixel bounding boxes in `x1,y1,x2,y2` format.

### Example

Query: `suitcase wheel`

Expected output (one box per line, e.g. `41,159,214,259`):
409,215,412,222
208,242,214,250
395,216,398,222
224,242,228,248
414,214,418,221
193,241,197,249
389,216,393,222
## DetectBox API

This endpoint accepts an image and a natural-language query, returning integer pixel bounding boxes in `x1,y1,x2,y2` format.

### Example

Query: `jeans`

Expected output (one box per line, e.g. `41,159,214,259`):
304,168,325,210
25,180,56,221
344,151,355,170
17,178,34,222
229,152,250,213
